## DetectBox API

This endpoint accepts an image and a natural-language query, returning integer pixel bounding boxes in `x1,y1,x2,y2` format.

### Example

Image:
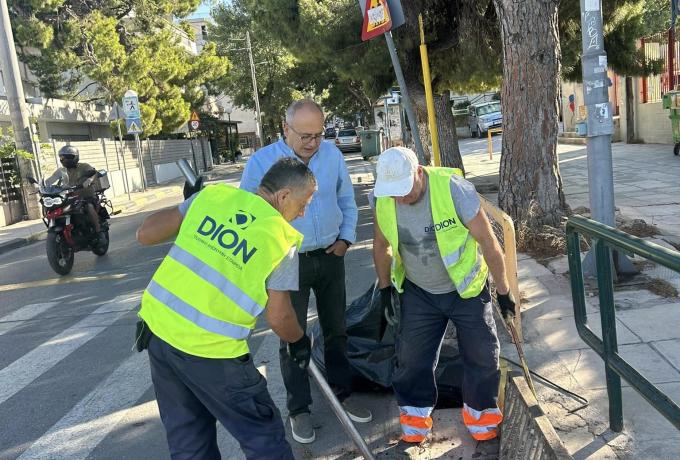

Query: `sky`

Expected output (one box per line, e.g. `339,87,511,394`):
187,0,227,19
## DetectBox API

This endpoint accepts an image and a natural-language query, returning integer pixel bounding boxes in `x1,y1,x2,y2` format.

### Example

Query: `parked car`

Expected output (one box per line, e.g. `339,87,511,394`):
468,101,502,138
324,127,337,139
335,128,361,153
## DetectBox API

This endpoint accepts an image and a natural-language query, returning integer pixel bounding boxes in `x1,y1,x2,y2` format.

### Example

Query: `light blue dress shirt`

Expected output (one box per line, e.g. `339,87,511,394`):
240,139,358,252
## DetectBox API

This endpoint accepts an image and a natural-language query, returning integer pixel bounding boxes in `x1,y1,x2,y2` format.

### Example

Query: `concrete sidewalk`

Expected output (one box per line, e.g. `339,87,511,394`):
464,142,680,459
0,162,246,256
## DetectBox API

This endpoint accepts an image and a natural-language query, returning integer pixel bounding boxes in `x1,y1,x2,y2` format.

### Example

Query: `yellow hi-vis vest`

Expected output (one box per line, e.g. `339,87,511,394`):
375,167,488,299
139,184,303,358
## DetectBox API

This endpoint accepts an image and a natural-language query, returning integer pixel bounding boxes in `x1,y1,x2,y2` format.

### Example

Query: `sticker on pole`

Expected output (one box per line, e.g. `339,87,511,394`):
189,111,200,131
361,0,392,41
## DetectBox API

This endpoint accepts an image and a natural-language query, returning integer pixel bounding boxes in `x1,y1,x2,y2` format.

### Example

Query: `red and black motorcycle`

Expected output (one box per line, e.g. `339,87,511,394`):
28,170,118,275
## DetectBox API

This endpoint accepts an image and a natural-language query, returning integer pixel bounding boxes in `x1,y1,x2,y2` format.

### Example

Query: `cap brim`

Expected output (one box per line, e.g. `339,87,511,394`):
373,173,414,198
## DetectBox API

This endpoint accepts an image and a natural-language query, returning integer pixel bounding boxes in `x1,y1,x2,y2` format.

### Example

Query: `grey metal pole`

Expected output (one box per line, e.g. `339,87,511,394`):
383,97,391,145
384,31,425,165
134,133,146,191
114,107,132,201
246,31,264,150
578,0,635,276
0,0,41,218
308,361,375,460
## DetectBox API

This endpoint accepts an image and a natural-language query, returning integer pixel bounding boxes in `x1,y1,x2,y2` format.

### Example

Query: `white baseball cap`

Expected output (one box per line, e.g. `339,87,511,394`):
374,147,419,197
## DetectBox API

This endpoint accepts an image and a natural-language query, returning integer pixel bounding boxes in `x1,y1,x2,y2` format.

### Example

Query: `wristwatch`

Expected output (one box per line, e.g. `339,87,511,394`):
339,239,352,247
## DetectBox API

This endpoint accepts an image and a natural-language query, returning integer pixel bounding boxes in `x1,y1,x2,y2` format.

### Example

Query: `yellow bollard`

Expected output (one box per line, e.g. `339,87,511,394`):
418,15,440,166
487,128,503,160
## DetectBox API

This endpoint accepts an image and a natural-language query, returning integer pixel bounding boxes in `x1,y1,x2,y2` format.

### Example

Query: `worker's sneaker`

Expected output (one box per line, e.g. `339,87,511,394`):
290,413,315,444
342,397,373,423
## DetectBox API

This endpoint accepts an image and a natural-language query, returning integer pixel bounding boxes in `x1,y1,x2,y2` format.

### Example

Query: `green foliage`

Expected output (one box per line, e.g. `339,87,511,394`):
0,127,32,160
8,0,230,136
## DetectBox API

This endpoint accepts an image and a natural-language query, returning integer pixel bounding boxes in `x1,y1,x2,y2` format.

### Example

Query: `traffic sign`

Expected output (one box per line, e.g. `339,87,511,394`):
125,117,143,134
122,90,141,119
361,0,392,41
189,111,200,131
358,0,404,29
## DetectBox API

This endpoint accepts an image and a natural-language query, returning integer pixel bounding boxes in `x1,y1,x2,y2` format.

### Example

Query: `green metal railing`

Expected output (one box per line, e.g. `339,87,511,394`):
566,215,680,432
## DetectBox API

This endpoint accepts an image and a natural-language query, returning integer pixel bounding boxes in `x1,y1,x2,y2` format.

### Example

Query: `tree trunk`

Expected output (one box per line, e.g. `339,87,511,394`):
494,0,567,228
625,76,635,143
435,90,464,170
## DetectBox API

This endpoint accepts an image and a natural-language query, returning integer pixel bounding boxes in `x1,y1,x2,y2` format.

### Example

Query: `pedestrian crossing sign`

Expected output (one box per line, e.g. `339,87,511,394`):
125,117,143,134
361,0,392,41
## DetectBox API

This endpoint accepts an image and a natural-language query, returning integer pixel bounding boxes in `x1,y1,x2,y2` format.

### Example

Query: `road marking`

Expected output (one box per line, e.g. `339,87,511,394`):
0,274,127,293
0,302,58,335
17,352,151,460
0,294,140,406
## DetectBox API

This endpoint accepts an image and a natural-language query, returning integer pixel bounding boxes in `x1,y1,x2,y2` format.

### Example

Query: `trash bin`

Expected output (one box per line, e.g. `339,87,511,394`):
662,89,680,156
359,129,383,161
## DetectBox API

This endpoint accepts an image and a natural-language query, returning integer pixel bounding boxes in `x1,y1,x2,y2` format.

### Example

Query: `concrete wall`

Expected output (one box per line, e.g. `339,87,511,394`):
636,101,673,144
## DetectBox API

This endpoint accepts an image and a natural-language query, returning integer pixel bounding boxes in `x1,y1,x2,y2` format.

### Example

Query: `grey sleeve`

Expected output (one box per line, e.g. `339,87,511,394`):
178,193,198,216
450,175,481,226
266,246,299,291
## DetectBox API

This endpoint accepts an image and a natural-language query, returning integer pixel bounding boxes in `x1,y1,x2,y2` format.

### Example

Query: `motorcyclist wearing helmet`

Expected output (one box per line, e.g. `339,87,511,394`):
45,145,105,241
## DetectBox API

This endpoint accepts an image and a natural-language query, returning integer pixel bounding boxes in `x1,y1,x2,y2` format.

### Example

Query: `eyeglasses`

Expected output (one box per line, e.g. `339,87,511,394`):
288,125,324,144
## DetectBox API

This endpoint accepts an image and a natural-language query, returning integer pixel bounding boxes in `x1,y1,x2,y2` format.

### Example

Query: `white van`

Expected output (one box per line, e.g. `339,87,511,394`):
468,102,503,138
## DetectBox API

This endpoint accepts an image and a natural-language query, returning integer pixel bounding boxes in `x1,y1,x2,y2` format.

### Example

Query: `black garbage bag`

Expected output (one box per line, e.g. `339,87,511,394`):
310,283,464,408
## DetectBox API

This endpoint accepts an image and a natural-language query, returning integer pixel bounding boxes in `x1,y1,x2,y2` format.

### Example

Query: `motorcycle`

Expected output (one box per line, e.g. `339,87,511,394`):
27,170,119,275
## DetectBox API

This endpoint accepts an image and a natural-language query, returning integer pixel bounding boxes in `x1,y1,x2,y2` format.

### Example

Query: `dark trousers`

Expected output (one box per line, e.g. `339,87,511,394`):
279,250,352,416
393,280,500,411
148,336,294,460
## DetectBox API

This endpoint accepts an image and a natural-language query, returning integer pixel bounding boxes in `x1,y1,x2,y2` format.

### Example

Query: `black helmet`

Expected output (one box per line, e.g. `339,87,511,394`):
58,145,79,169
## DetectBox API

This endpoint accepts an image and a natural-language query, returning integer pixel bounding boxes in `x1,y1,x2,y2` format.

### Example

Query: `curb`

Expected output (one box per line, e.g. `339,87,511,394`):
0,229,47,256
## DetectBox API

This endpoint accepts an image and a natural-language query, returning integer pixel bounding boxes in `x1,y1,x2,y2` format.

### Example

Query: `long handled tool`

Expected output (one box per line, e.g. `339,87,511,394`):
502,316,537,397
308,361,375,460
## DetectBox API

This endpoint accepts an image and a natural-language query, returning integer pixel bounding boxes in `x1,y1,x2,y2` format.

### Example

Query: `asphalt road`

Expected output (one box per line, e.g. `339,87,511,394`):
457,133,503,156
0,154,384,460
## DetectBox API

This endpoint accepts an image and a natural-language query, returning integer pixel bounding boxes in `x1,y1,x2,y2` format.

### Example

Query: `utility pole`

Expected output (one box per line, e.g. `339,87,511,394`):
0,0,41,219
245,31,263,150
579,0,635,276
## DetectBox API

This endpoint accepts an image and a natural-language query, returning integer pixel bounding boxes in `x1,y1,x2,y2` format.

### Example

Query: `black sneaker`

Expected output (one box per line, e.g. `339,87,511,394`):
290,413,315,444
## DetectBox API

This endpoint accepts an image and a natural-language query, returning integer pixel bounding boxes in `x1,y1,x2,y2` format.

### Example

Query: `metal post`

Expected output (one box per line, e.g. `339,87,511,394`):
100,138,112,193
383,97,391,146
669,27,676,92
189,137,199,173
595,240,624,432
308,361,375,460
418,14,440,166
246,31,263,150
384,31,425,165
579,0,635,276
133,133,146,191
0,0,41,218
146,138,157,184
50,139,59,169
115,109,132,201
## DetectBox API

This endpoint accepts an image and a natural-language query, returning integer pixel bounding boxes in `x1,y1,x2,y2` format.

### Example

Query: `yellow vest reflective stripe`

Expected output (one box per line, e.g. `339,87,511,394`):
139,184,303,358
375,167,487,299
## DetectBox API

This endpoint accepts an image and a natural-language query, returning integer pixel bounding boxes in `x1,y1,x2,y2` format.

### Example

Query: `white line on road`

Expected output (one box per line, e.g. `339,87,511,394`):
0,294,140,406
17,351,151,460
0,302,58,335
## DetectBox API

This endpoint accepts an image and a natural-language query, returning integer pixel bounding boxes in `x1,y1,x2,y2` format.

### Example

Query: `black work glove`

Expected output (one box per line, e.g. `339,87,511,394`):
183,175,204,200
380,285,398,326
497,292,516,324
287,334,311,370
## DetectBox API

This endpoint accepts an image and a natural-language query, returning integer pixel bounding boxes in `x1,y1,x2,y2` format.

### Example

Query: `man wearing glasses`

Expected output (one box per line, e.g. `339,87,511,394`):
240,99,370,445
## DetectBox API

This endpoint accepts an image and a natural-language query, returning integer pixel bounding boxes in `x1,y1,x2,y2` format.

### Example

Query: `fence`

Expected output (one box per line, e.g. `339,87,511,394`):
566,215,680,432
33,137,212,200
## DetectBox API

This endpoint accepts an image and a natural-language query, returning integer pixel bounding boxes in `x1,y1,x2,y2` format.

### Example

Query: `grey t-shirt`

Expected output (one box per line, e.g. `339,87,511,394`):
179,193,299,291
369,174,481,294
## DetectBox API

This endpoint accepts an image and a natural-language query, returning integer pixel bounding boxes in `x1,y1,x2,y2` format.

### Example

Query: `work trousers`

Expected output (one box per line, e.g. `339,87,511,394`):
148,336,294,460
279,249,352,416
393,279,500,412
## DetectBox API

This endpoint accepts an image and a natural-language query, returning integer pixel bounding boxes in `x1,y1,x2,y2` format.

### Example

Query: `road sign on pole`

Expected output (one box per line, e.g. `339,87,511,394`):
122,90,141,119
125,118,143,134
361,0,393,41
189,111,200,131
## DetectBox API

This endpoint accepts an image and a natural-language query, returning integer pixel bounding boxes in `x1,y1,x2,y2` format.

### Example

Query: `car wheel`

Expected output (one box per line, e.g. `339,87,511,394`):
478,125,486,138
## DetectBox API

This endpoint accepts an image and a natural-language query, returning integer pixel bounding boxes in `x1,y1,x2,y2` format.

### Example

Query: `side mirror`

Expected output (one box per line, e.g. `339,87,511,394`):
26,176,38,185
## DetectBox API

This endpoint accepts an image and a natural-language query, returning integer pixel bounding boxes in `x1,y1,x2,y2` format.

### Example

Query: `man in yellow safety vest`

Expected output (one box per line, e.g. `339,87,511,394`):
135,158,316,459
371,147,516,445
